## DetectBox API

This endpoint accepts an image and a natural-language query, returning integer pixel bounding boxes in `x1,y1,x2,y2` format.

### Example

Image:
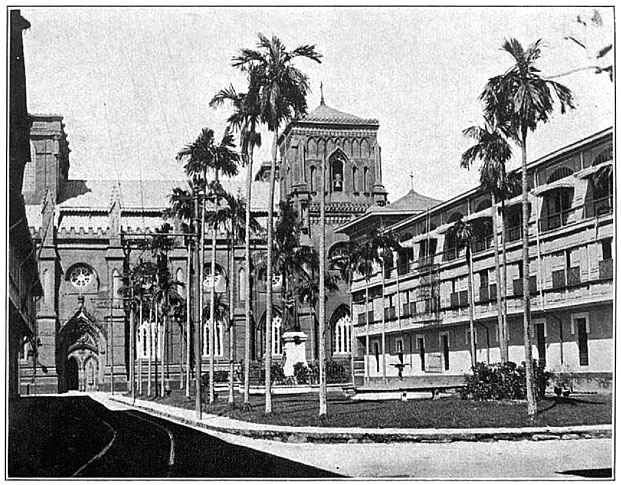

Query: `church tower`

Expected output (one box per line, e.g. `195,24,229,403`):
277,92,388,357
279,91,387,236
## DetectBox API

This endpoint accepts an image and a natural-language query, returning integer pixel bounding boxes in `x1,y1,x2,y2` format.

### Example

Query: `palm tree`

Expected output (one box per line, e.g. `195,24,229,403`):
447,218,477,366
177,127,240,413
329,241,361,384
149,223,178,396
202,292,230,389
371,229,400,382
233,34,322,414
461,120,513,362
210,191,261,406
481,38,575,419
128,259,157,395
347,229,400,383
165,186,197,396
210,85,262,407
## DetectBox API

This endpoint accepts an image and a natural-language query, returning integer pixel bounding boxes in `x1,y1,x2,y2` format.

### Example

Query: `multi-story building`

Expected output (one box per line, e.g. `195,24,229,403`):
339,128,613,392
9,10,43,399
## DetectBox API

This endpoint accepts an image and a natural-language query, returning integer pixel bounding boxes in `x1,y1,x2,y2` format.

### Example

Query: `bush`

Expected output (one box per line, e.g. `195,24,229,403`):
201,370,229,388
326,359,349,384
294,362,311,384
461,360,553,401
258,361,286,385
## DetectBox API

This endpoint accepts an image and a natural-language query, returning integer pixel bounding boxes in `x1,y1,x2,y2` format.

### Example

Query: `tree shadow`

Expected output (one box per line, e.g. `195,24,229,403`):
557,468,612,478
538,396,607,416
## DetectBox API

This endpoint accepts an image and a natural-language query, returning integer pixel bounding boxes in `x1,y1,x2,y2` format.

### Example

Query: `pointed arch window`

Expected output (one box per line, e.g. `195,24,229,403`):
271,314,283,355
176,268,185,299
310,166,317,193
203,319,224,357
238,268,246,302
363,167,369,193
331,157,344,192
352,166,358,192
333,314,352,354
137,321,159,359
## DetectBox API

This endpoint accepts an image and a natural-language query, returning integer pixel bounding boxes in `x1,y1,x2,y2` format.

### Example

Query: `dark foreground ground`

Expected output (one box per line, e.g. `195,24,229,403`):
141,389,613,429
8,396,341,478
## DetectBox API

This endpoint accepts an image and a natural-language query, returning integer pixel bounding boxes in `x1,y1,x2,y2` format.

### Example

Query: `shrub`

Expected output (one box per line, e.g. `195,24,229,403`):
294,362,311,384
461,360,553,401
326,359,348,383
201,370,229,388
258,361,286,385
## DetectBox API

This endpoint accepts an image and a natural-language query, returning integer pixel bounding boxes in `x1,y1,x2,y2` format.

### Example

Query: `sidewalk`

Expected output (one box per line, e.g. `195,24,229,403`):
94,393,611,444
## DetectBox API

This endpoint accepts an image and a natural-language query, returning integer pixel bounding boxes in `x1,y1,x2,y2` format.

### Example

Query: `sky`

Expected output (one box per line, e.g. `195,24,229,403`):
21,6,614,203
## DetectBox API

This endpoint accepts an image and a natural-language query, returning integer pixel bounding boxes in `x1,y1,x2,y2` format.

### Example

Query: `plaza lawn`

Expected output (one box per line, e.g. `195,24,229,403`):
132,390,612,429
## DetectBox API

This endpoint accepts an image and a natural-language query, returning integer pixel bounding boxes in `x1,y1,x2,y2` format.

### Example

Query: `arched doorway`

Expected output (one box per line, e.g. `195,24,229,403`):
58,305,106,393
66,357,79,391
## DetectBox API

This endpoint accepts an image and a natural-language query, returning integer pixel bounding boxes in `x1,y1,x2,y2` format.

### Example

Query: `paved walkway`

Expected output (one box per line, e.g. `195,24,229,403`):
93,393,611,444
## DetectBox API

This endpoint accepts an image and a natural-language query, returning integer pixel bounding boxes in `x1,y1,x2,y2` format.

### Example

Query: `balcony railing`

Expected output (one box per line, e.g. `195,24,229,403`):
384,307,396,320
357,311,375,325
418,255,436,268
584,195,613,219
552,269,566,288
552,266,581,288
444,246,460,262
567,266,581,286
450,290,469,308
479,283,497,303
402,302,411,317
599,259,613,280
397,262,410,276
539,206,578,233
472,235,494,254
513,276,537,296
505,225,522,243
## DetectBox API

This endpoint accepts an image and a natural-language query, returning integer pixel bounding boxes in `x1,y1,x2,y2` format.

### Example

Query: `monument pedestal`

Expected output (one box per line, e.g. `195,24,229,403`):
282,331,308,376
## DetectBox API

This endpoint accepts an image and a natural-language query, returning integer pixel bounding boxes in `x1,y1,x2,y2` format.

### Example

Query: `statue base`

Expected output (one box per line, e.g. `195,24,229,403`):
281,331,308,377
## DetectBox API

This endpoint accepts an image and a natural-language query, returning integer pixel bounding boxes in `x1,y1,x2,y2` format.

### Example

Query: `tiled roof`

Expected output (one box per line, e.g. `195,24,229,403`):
298,103,379,126
56,178,273,212
366,189,442,214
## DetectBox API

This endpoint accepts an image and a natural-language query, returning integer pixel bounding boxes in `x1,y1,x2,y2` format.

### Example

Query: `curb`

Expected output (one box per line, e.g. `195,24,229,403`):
107,396,612,445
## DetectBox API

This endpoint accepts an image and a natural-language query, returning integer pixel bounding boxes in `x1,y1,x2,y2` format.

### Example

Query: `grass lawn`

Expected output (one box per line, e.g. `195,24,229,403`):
130,389,612,429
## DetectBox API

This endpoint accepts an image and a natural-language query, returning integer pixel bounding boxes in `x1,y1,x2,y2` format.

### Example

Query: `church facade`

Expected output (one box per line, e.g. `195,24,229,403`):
22,98,397,394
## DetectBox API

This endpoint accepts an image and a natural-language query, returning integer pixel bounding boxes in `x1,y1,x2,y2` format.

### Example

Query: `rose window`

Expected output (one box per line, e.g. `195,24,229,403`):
70,266,93,288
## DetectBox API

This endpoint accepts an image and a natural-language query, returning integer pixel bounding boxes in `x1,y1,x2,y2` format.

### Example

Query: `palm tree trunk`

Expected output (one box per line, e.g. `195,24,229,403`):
185,242,191,397
265,128,278,415
209,170,219,405
196,189,204,418
491,192,508,362
364,279,370,384
318,153,327,416
139,300,143,395
130,300,135,400
467,246,476,367
153,304,161,396
349,288,355,386
381,261,386,383
501,200,509,359
244,147,254,406
147,306,152,397
160,303,166,397
228,229,236,406
520,130,537,419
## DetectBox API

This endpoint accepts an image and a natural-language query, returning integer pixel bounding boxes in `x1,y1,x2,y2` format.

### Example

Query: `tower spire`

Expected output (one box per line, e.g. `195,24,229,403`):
320,81,325,105
410,172,414,191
